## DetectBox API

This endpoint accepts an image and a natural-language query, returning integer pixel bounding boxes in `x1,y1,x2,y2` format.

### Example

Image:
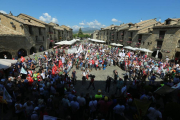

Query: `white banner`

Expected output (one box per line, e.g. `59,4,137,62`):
3,87,12,102
68,48,77,54
20,67,27,74
43,115,57,120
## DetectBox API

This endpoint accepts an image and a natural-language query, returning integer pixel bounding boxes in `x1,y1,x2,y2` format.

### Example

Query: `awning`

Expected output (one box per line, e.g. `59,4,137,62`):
0,59,17,70
55,39,77,45
89,39,105,43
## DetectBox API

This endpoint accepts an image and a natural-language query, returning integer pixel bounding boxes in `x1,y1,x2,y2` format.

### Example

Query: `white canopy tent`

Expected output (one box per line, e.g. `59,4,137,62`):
110,43,116,46
0,59,17,70
110,43,123,47
89,39,106,43
55,39,77,45
115,43,123,47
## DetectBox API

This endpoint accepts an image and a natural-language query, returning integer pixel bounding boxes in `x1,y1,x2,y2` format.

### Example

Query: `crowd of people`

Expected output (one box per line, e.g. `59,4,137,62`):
0,42,180,120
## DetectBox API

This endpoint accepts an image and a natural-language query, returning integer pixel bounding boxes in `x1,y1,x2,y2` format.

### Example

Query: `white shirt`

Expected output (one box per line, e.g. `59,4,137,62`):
147,107,162,120
41,72,45,79
62,57,65,63
82,72,86,76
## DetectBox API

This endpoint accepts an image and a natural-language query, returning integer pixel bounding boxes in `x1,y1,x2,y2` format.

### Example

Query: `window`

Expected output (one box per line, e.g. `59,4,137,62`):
43,36,44,41
159,31,166,39
29,26,33,35
39,28,42,35
36,36,38,42
166,20,171,25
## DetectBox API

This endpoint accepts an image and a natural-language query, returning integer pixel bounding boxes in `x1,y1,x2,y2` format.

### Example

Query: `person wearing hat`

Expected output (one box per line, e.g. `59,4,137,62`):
95,89,103,100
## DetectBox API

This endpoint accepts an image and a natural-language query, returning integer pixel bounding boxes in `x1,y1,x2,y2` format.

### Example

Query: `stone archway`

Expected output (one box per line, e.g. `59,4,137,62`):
152,50,162,59
39,45,45,52
18,48,27,58
30,47,36,54
49,42,53,49
0,51,12,59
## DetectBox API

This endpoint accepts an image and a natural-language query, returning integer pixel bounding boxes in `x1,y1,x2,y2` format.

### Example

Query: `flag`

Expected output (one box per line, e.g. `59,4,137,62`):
28,75,33,85
21,56,25,62
20,67,27,74
3,87,12,102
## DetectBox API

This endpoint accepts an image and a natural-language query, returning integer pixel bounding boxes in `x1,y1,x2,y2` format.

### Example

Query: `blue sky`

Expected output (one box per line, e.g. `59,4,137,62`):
0,0,180,31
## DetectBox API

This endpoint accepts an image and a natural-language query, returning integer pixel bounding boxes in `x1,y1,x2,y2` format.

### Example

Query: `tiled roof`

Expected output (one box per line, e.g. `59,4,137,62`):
165,18,180,22
54,26,64,31
117,23,131,31
0,13,45,27
18,13,50,25
129,19,157,31
0,23,24,36
104,25,119,30
60,25,72,31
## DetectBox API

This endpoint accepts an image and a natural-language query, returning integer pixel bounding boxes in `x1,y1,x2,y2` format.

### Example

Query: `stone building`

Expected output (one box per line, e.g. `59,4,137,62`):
60,25,73,40
117,23,134,45
141,18,180,60
98,25,121,44
0,12,73,59
126,19,158,47
91,30,99,39
17,13,55,49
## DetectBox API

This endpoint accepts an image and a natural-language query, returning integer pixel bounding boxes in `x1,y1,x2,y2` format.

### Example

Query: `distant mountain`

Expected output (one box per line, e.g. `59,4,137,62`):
73,27,99,34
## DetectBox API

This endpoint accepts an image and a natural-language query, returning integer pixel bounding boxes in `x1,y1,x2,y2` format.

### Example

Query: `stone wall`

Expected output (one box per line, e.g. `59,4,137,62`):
0,36,31,58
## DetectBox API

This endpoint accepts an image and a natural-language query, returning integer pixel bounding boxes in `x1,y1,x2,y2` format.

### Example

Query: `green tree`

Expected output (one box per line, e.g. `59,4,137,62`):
73,34,78,38
78,28,83,36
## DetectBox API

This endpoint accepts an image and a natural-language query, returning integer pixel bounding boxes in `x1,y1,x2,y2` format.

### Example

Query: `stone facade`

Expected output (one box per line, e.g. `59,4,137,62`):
0,12,73,59
91,30,99,39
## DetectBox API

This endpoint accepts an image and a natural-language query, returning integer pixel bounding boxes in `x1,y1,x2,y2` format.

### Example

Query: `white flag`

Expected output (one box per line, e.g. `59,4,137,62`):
3,87,12,102
20,67,27,74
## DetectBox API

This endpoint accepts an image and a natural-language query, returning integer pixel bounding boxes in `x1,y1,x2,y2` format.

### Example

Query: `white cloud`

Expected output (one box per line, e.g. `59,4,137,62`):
72,20,106,31
39,13,58,23
79,22,85,26
72,25,84,31
112,18,121,23
0,10,7,14
86,20,105,28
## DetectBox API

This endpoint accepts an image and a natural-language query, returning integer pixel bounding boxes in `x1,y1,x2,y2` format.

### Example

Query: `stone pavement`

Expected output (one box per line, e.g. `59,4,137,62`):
69,65,163,97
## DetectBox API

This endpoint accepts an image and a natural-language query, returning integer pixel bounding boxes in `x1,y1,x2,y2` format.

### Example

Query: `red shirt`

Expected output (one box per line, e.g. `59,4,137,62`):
92,60,95,65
